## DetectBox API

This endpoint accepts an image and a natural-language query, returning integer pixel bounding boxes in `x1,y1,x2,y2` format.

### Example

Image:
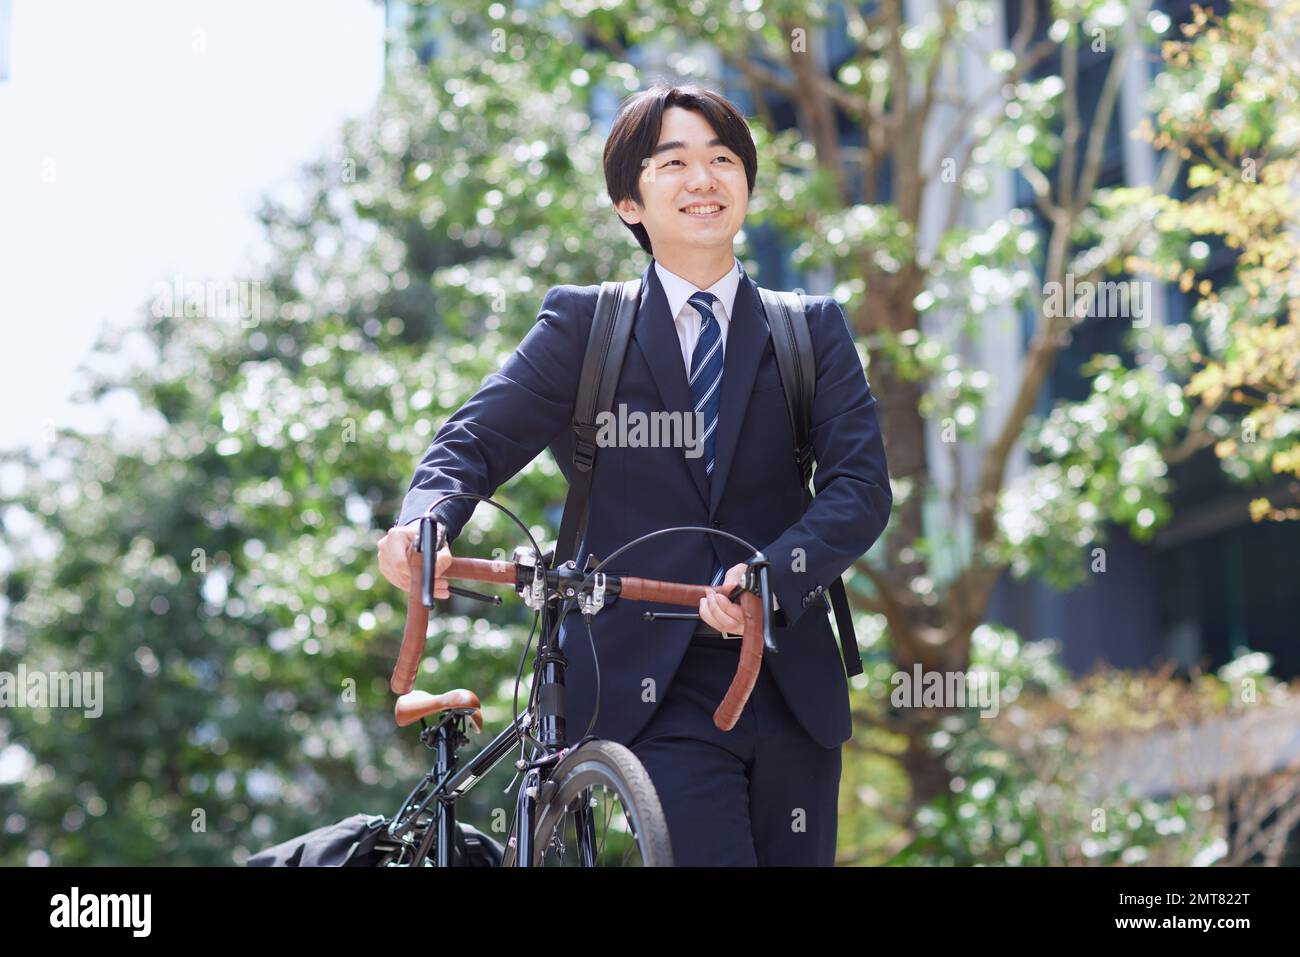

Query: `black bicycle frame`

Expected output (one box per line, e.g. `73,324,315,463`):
390,496,772,867
388,571,577,867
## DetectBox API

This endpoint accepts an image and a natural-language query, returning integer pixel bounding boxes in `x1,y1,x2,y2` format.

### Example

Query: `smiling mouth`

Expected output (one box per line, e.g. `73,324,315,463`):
680,203,726,217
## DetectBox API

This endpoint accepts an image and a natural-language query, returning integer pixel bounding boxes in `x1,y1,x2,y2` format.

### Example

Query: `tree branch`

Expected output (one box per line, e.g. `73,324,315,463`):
1060,28,1081,210
920,0,958,121
780,17,850,201
1072,17,1143,211
1163,401,1219,465
928,36,1059,235
717,45,800,101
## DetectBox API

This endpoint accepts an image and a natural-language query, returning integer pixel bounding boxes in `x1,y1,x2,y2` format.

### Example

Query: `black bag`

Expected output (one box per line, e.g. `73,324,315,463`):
246,812,504,867
247,812,390,867
554,280,862,677
453,820,506,867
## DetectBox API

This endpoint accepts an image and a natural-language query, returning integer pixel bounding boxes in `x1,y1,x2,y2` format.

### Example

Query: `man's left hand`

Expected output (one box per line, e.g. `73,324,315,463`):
698,562,749,638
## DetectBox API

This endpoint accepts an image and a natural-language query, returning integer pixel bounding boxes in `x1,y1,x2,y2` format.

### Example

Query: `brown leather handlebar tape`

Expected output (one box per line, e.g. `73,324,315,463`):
390,537,430,695
711,590,764,732
393,556,765,730
620,576,765,731
444,556,517,586
391,555,515,694
617,576,714,606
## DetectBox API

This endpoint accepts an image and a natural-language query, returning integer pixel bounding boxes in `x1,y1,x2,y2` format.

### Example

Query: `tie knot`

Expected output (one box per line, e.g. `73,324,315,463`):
689,291,717,312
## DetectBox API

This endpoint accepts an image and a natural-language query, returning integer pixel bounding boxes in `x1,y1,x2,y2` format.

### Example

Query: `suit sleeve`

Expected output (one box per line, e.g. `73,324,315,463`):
396,286,589,541
762,296,892,627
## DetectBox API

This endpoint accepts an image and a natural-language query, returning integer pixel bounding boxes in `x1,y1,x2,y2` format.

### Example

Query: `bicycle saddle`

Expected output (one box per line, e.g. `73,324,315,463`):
394,688,483,731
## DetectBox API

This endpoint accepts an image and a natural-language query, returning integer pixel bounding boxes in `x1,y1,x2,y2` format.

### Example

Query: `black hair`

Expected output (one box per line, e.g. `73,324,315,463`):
603,83,757,256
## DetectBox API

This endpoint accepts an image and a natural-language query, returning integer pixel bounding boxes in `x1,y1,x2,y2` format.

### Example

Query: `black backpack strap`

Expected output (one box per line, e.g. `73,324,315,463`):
758,288,863,679
758,288,816,485
554,278,641,568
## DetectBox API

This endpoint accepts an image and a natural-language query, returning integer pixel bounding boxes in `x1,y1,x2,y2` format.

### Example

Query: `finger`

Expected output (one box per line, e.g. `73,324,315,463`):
715,593,744,631
707,592,744,632
711,579,740,601
698,596,721,631
381,553,410,591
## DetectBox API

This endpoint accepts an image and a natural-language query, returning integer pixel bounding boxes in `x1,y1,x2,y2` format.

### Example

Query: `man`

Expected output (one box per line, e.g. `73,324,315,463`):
377,83,891,865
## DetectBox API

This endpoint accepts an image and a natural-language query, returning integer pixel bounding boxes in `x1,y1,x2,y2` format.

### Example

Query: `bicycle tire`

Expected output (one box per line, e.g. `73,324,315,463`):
501,740,674,867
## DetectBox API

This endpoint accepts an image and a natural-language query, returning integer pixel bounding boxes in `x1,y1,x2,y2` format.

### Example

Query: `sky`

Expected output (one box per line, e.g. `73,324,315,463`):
0,0,387,457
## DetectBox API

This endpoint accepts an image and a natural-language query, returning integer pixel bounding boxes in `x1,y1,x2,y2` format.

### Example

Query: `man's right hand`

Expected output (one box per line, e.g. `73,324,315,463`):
377,521,452,598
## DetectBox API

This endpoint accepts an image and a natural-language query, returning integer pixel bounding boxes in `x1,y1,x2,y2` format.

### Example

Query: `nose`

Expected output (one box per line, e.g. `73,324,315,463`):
684,159,720,192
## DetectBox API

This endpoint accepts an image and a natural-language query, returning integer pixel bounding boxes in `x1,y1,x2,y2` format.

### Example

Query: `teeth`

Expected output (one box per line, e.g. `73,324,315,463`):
683,205,721,215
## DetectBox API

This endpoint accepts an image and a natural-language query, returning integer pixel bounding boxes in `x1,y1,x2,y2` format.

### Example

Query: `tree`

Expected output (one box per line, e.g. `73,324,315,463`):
0,36,642,864
1133,0,1300,522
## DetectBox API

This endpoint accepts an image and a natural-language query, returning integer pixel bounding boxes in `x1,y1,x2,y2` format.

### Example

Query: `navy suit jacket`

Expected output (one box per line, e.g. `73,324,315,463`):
398,259,891,749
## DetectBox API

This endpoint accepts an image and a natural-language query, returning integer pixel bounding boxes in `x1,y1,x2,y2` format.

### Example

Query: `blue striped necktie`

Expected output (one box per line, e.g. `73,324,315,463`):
687,290,726,588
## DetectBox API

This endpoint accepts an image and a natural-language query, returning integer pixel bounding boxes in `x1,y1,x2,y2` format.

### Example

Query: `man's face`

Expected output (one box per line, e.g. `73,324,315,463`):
616,106,749,257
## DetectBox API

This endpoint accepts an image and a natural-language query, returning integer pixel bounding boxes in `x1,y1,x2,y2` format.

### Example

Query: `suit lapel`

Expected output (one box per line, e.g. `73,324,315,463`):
631,263,710,506
707,271,766,517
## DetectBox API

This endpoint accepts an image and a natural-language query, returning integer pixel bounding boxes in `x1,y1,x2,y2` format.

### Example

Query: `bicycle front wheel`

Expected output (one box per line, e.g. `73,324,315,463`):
503,739,673,867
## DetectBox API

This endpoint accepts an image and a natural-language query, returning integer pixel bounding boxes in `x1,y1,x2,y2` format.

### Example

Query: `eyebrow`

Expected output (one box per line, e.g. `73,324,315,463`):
650,138,732,157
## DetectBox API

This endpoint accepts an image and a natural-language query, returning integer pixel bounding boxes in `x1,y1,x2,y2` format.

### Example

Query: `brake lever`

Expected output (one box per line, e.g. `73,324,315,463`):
419,515,436,609
419,518,498,606
745,554,778,655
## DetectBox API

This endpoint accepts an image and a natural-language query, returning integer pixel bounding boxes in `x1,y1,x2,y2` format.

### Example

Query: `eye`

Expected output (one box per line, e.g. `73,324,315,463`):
661,155,734,167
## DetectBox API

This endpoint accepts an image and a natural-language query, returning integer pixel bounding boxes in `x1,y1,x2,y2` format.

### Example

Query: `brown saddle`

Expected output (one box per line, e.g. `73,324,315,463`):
393,688,483,731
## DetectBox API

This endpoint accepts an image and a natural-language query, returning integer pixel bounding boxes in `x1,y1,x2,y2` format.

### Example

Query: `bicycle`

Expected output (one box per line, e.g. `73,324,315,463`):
369,492,780,867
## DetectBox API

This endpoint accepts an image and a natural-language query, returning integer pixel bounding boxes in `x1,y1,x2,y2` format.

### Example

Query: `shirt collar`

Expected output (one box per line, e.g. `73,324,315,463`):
654,255,743,322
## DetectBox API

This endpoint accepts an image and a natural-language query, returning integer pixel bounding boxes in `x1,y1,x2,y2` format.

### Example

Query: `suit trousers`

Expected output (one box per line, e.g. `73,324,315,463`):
627,633,843,866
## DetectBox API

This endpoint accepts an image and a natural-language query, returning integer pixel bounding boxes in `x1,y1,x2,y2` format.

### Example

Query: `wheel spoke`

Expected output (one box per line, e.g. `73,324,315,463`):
521,743,670,867
596,791,611,862
535,783,645,866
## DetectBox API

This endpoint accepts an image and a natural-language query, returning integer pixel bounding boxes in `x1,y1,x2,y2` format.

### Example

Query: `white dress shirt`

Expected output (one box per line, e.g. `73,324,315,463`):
653,255,743,374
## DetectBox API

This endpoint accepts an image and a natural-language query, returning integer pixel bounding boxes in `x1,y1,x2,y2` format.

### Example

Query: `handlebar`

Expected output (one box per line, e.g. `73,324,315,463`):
392,521,775,733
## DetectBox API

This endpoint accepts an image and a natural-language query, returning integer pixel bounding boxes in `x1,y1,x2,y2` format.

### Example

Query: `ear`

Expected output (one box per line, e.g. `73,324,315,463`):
615,197,643,225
